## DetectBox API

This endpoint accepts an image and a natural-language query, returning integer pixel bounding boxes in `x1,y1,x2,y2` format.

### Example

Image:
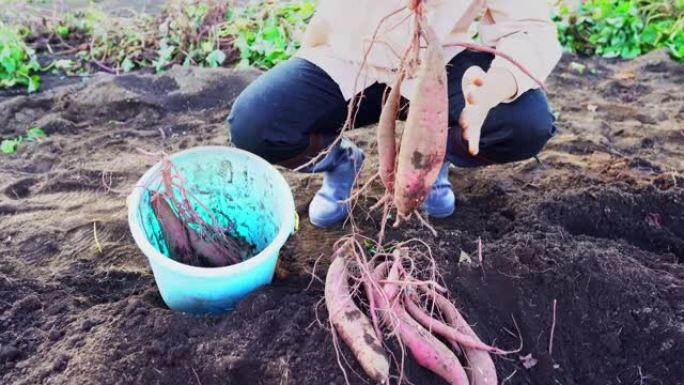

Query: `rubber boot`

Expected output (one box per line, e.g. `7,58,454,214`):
421,162,455,218
307,139,365,228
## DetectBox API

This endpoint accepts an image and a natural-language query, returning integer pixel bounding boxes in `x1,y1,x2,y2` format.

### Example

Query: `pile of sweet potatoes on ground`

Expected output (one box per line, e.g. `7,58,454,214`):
326,239,507,385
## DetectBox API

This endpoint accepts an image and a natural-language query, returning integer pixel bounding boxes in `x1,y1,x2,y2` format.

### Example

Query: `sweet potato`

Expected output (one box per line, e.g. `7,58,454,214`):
394,306,470,385
377,72,404,191
383,256,403,302
154,156,246,268
371,285,469,385
431,292,497,385
187,228,240,267
370,282,467,384
393,25,449,221
152,191,242,267
362,260,390,342
326,255,390,383
404,294,499,354
150,192,193,264
372,261,391,282
362,273,383,341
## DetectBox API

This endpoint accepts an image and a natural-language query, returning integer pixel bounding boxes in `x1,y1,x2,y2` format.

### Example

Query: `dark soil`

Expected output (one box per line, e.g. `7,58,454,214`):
1,49,683,385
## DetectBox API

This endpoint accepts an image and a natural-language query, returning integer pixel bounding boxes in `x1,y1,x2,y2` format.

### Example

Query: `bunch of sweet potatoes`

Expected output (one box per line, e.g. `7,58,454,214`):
149,156,246,268
325,241,500,385
324,2,529,382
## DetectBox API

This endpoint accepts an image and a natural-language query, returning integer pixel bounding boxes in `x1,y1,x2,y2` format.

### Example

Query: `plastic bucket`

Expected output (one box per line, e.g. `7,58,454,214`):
127,146,296,314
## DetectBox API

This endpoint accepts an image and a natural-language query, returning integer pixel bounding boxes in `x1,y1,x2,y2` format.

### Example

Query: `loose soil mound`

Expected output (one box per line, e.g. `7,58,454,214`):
1,50,682,385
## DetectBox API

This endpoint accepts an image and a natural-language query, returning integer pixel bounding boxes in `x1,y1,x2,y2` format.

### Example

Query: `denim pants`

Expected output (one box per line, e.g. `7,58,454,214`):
228,50,557,169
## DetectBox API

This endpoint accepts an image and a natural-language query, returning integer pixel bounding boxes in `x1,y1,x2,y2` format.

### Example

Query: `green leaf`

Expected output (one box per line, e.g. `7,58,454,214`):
121,57,135,73
553,0,684,63
26,127,46,141
222,0,315,68
205,49,226,68
28,75,40,93
0,24,41,91
261,25,282,41
1,138,19,154
57,25,70,37
622,44,641,59
200,40,214,53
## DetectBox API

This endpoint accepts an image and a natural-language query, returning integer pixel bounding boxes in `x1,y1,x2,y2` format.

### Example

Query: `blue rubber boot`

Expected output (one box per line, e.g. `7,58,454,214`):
421,162,455,218
307,139,365,228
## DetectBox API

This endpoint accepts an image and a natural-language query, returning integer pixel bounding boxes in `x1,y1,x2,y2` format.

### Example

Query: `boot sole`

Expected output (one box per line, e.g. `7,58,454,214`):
424,204,456,219
308,204,350,228
309,212,348,228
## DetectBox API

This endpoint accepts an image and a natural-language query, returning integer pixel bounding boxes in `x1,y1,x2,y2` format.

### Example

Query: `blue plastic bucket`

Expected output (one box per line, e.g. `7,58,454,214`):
127,146,296,314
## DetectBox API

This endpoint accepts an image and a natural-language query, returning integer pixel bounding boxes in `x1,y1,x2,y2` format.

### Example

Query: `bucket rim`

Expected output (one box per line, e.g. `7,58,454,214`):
127,145,296,278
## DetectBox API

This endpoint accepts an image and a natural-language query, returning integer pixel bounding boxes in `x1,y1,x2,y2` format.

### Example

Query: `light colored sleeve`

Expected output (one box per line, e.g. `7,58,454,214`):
480,0,563,101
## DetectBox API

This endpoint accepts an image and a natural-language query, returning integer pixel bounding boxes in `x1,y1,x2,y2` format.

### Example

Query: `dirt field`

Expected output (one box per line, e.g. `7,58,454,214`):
1,49,682,385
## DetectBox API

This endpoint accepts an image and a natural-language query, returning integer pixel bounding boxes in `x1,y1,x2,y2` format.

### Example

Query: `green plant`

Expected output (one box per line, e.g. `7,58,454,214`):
4,0,316,78
639,0,684,59
153,1,221,72
554,0,684,60
0,23,40,92
56,25,70,37
34,2,230,75
223,0,315,69
1,127,46,154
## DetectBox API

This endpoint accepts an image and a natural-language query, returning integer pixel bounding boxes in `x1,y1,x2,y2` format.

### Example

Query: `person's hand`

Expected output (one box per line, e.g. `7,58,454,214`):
459,66,518,155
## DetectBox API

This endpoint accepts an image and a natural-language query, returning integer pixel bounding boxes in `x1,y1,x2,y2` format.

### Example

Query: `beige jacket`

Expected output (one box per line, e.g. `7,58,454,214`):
296,0,562,102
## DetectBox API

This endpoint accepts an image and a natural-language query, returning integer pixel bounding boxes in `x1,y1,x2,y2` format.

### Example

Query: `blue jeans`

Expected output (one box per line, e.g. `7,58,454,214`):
228,50,557,169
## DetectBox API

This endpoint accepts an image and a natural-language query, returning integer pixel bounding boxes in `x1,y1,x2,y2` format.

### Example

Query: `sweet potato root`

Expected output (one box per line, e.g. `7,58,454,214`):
393,24,449,222
326,254,390,383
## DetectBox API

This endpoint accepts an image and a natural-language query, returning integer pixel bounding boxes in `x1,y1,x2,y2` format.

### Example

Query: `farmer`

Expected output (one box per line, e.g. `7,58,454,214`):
228,0,562,228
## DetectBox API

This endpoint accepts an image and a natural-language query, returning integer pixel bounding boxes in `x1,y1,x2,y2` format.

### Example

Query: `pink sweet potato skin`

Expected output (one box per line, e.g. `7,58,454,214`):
394,25,448,219
405,295,499,353
377,73,404,191
394,306,470,385
150,192,193,264
326,256,390,383
371,285,469,385
432,293,497,385
382,257,402,302
372,261,391,282
186,229,237,267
